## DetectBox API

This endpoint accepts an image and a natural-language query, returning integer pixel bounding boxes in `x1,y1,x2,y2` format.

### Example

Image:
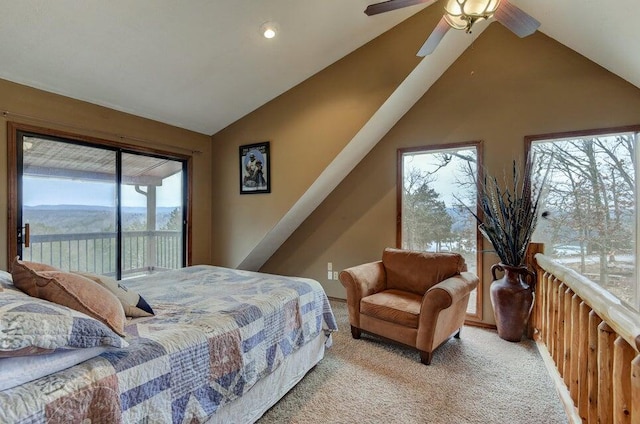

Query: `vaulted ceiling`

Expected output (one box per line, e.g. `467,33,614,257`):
1,0,638,137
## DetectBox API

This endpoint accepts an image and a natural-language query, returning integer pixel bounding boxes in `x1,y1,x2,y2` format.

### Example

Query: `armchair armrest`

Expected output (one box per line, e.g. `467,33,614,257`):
422,271,479,311
339,261,386,327
417,272,479,352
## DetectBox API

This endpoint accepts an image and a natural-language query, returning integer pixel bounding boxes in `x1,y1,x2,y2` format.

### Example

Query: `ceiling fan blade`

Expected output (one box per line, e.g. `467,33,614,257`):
417,16,451,56
365,0,437,16
493,0,540,38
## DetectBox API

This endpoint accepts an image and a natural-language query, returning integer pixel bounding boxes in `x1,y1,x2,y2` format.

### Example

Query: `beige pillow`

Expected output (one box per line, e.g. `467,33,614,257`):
11,258,126,336
74,272,154,318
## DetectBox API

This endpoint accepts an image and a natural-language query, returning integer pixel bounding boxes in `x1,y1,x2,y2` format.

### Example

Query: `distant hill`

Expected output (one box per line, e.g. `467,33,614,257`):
24,205,178,214
23,205,181,234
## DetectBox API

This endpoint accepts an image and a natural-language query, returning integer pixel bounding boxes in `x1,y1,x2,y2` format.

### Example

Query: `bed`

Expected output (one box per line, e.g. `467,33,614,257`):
0,264,338,423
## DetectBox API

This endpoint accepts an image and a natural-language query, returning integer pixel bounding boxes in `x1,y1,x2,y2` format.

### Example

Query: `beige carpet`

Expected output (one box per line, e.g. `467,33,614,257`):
258,300,567,424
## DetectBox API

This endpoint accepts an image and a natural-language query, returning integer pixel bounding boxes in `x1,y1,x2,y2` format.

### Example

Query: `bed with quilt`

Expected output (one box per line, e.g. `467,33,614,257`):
0,260,337,423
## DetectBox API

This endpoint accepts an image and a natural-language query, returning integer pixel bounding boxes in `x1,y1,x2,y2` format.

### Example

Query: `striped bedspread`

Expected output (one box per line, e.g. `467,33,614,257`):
0,265,337,423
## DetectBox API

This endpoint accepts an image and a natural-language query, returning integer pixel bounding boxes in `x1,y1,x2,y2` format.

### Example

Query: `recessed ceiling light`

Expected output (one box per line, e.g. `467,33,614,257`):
260,22,278,39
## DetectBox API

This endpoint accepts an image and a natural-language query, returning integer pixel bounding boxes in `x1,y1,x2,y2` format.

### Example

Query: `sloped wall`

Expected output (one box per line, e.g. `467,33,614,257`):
260,25,640,323
209,7,443,268
0,79,212,270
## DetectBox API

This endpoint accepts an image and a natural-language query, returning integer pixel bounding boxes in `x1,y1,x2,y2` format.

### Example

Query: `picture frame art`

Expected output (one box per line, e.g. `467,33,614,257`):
239,141,270,194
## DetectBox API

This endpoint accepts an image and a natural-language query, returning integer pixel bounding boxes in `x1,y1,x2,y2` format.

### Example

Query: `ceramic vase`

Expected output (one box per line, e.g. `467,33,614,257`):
490,263,535,342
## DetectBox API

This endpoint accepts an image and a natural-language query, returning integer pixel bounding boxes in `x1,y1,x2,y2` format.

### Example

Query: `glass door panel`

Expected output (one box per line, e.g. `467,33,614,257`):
20,136,118,275
120,152,184,278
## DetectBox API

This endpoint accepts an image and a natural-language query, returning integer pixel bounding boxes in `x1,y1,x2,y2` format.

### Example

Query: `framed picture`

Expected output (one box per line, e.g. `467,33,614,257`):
240,141,270,194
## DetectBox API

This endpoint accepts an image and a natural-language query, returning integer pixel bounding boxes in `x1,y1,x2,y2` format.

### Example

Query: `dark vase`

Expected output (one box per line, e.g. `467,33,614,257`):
490,263,535,342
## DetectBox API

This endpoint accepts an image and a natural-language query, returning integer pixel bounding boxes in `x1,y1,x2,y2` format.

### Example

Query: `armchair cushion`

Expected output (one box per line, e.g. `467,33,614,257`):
382,248,467,295
360,289,422,328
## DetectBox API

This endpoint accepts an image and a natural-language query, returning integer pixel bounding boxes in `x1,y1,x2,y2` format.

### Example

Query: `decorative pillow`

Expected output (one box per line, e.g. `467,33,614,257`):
0,288,127,358
11,258,126,336
74,272,154,318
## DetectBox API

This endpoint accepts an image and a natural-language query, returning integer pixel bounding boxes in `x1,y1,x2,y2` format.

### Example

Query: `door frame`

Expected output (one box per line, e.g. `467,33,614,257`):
7,122,193,272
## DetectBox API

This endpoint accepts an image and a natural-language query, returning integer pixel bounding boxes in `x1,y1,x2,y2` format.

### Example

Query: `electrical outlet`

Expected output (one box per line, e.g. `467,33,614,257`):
327,262,332,271
327,271,332,280
333,271,339,280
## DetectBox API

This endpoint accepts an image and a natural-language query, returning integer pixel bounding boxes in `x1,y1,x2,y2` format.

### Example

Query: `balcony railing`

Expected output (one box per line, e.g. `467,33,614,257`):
530,246,640,424
22,230,182,278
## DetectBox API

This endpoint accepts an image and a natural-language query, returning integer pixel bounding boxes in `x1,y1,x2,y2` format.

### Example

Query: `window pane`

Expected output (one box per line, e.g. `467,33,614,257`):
121,153,184,278
22,137,117,274
400,146,479,314
532,132,638,310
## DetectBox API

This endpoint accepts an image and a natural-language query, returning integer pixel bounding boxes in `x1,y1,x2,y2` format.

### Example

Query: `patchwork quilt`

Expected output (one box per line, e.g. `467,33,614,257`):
0,265,337,423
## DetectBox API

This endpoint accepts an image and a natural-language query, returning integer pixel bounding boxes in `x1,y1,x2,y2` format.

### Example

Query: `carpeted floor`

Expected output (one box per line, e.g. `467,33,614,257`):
258,299,568,424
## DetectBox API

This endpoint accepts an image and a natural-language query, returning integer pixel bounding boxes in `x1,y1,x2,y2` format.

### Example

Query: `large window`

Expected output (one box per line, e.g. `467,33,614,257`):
398,142,482,319
530,126,640,311
8,124,190,279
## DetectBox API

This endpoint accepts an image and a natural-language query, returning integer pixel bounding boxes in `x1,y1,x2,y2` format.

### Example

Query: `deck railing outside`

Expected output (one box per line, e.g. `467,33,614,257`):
531,249,640,424
22,230,182,278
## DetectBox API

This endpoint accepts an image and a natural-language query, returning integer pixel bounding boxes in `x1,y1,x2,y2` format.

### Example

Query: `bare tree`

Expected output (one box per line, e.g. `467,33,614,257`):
534,134,635,289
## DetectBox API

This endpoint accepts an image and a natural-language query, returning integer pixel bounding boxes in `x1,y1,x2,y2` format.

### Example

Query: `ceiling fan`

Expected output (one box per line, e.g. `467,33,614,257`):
365,0,540,56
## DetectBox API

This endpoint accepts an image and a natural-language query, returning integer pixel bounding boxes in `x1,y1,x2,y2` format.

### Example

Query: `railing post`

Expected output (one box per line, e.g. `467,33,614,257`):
570,293,580,403
632,355,640,424
557,282,566,371
539,272,550,342
589,311,603,423
551,278,560,363
547,276,556,352
564,288,573,386
526,242,544,339
598,322,617,424
612,337,634,424
578,301,590,421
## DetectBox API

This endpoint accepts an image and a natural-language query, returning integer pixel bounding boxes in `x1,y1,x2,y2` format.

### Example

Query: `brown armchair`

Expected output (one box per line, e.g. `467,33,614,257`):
339,247,479,365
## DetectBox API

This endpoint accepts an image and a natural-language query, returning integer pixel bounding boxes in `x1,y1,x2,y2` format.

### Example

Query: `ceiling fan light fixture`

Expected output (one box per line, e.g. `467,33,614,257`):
444,0,501,32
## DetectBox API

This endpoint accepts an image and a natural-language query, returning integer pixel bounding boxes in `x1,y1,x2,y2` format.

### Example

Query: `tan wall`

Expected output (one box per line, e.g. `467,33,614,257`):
0,79,212,270
259,25,640,324
209,7,443,267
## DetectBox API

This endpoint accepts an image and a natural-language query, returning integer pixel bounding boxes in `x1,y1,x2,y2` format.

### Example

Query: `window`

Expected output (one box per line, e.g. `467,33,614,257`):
529,126,640,311
8,124,190,279
398,142,482,319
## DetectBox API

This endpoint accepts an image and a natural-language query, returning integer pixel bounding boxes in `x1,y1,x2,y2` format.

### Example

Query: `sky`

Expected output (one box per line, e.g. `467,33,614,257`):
402,147,477,206
23,172,183,208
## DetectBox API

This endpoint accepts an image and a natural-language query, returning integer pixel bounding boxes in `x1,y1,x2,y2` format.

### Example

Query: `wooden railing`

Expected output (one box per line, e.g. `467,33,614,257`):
531,251,640,424
23,230,182,277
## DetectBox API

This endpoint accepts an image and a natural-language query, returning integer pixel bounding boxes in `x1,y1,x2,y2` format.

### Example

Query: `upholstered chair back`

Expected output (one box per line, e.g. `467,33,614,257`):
381,248,467,295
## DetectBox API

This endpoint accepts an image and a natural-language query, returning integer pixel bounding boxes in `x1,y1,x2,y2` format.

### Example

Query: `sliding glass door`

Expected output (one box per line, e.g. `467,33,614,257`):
12,127,187,279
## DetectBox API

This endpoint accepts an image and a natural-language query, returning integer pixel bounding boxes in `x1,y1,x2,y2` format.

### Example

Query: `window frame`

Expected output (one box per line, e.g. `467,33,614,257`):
396,140,484,321
7,122,193,273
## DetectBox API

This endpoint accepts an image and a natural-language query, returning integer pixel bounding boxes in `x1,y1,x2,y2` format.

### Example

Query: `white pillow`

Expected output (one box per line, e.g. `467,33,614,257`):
0,270,11,290
0,346,107,391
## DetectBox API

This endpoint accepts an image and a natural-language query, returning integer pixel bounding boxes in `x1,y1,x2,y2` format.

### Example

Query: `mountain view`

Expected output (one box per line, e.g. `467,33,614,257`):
23,205,182,234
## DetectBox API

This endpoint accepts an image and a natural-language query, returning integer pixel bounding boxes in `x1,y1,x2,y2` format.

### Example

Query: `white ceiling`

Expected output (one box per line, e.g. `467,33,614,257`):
0,0,638,136
0,0,424,135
